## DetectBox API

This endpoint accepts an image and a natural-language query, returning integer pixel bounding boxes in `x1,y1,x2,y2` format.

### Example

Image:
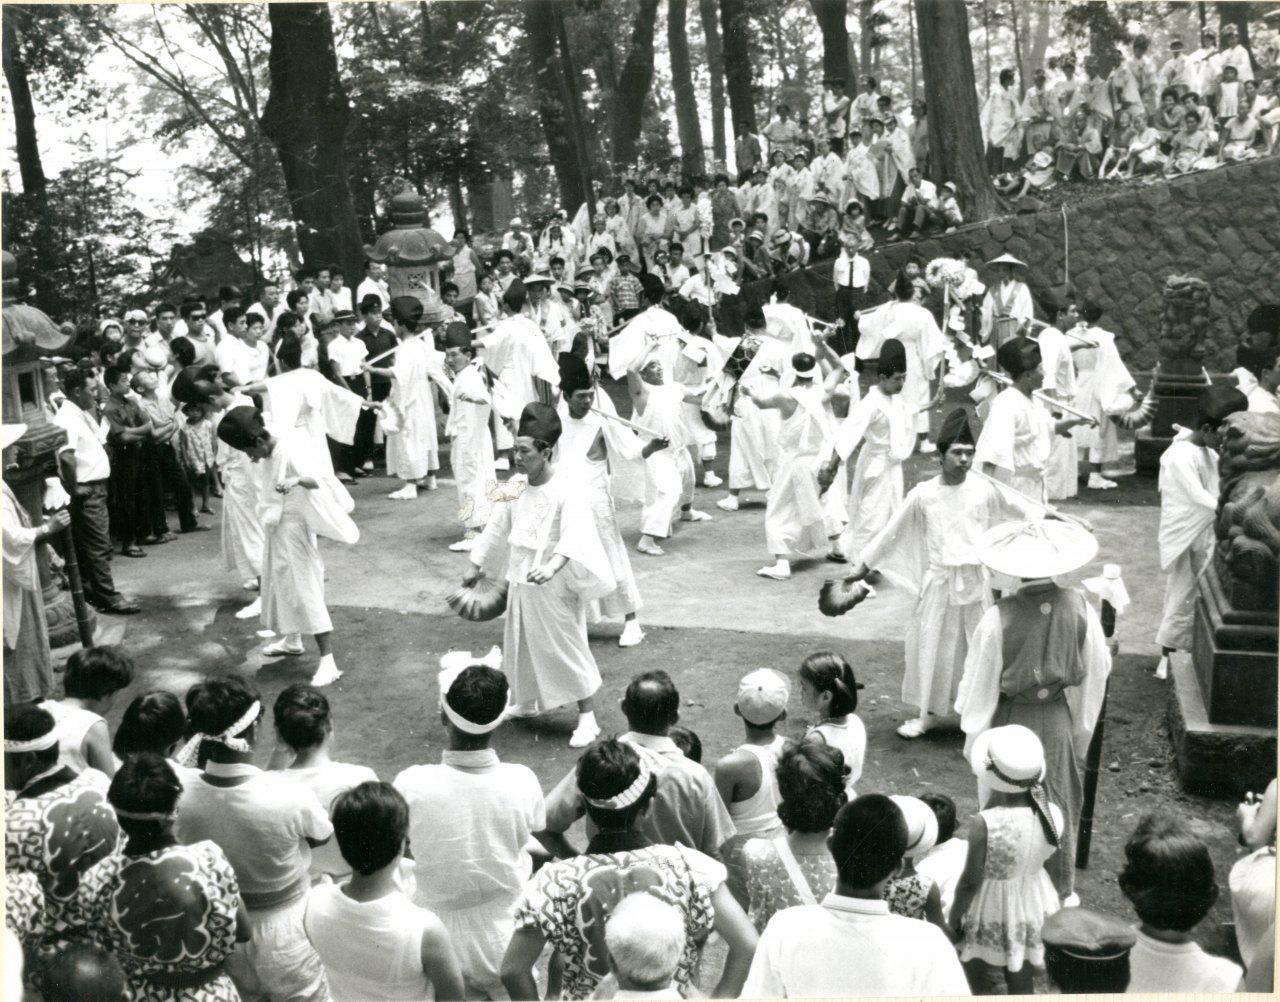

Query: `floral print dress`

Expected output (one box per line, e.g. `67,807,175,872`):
74,841,242,1002
957,805,1061,972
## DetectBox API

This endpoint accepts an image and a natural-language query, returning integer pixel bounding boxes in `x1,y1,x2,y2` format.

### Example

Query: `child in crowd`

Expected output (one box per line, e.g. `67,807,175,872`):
111,690,188,765
668,725,703,763
604,893,687,999
915,793,969,917
304,781,465,1002
40,645,134,778
473,272,501,329
270,685,378,882
884,795,948,935
950,725,1062,995
1120,812,1243,992
178,402,217,514
796,651,865,796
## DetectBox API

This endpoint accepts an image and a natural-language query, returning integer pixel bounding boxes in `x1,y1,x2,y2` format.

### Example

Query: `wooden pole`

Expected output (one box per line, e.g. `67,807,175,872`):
1077,597,1117,868
54,519,95,649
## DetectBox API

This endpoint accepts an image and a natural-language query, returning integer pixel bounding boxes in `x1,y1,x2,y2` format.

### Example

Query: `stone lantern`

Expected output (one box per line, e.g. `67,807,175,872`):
364,190,453,311
2,251,92,647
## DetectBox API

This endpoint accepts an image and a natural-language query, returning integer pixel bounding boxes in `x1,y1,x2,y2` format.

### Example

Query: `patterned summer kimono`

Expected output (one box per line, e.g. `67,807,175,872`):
859,475,1035,718
471,470,616,710
73,841,242,1002
448,360,496,532
835,385,915,559
764,383,846,559
956,582,1111,897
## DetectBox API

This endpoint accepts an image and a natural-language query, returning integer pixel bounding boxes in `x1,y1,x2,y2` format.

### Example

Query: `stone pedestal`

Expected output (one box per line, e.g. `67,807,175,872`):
1190,566,1277,728
1134,367,1207,476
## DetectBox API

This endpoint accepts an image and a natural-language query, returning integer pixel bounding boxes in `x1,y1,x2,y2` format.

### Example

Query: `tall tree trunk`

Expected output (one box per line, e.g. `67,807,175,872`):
1217,2,1256,72
468,177,496,234
908,0,918,98
523,0,589,211
720,0,757,136
555,4,595,213
668,0,706,176
698,0,728,164
447,178,469,234
609,0,661,171
858,0,874,72
1010,2,1025,97
261,3,365,278
1026,4,1051,79
916,0,998,220
2,13,46,197
809,0,851,86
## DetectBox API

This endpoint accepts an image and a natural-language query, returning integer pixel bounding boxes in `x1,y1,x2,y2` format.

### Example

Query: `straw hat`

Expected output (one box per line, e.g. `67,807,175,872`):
2,423,28,451
890,795,939,858
987,253,1027,268
976,519,1098,579
969,724,1047,794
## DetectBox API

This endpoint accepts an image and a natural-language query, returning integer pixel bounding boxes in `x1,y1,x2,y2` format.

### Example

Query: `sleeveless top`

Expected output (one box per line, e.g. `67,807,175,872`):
809,717,866,795
39,701,105,774
304,884,437,1001
728,737,788,837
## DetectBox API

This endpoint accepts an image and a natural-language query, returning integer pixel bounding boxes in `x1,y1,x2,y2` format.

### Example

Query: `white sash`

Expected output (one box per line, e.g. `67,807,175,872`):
773,834,818,906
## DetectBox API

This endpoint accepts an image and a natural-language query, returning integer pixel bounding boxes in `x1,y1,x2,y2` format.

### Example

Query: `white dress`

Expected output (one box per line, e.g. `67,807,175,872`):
386,337,449,481
448,362,495,531
764,384,846,559
835,386,915,559
471,471,616,710
957,805,1062,971
808,717,866,797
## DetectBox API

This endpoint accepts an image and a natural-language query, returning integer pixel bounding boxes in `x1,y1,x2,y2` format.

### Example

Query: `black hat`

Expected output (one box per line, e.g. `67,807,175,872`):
516,402,562,446
878,337,907,377
997,336,1042,378
216,405,268,452
331,309,357,324
170,363,223,406
443,322,472,351
1196,385,1248,426
558,352,593,396
639,273,665,303
791,352,816,375
743,305,767,330
390,296,424,328
1041,907,1136,994
936,407,976,452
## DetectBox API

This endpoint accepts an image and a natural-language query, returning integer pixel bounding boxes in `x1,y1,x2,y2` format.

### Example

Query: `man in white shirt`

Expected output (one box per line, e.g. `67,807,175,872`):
322,310,369,481
327,267,353,313
214,307,270,394
1243,343,1280,414
51,369,139,614
890,166,939,238
1160,38,1196,97
743,794,970,998
1217,22,1254,84
394,662,544,999
206,285,241,342
246,282,286,343
308,266,335,326
1188,30,1223,96
355,260,390,313
831,236,870,340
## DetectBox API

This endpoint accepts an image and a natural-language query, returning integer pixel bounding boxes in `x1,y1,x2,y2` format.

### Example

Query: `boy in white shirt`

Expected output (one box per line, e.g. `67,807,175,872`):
1119,812,1243,993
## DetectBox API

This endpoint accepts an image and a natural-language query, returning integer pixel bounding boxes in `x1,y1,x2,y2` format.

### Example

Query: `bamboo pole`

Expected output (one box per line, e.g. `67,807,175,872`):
969,467,1093,532
589,407,663,439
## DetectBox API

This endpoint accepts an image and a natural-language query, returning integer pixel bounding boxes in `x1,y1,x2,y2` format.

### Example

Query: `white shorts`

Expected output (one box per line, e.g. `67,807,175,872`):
229,894,329,1002
435,895,517,1000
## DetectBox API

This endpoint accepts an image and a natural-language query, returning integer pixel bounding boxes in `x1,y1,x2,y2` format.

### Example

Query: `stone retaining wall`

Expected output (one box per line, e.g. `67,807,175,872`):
752,157,1280,373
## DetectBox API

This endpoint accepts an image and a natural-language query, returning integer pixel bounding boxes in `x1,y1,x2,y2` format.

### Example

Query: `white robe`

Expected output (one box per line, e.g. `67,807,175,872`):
855,302,947,435
607,306,687,381
974,386,1055,503
835,385,915,558
258,426,359,637
673,337,722,458
471,471,615,709
726,338,787,492
216,391,265,581
1071,324,1135,465
979,280,1034,345
1036,326,1079,500
1156,431,1218,651
843,142,881,202
860,476,1036,717
636,383,695,539
764,383,846,559
387,337,450,481
448,362,495,531
264,368,363,508
3,482,40,652
763,303,816,355
556,395,644,619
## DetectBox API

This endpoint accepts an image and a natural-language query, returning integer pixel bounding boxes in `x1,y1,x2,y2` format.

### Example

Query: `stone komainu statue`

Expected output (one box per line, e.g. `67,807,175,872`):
1215,410,1280,612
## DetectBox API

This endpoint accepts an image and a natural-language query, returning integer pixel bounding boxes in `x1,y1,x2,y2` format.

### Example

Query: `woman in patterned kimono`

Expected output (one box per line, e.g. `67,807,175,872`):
74,753,246,1002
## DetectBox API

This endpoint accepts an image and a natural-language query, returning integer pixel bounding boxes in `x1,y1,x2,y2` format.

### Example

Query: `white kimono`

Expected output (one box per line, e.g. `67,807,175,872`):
843,142,881,202
1036,326,1079,500
1156,430,1217,651
855,302,947,435
481,316,561,450
264,368,363,508
811,152,846,204
471,471,615,710
607,306,687,381
3,481,51,704
835,385,915,558
636,382,695,539
1071,323,1135,465
979,280,1034,345
673,337,723,460
765,383,846,559
727,338,786,492
448,362,495,531
763,303,816,355
216,391,266,581
387,337,450,481
258,425,359,637
860,476,1035,717
981,87,1024,158
556,392,644,619
974,386,1055,502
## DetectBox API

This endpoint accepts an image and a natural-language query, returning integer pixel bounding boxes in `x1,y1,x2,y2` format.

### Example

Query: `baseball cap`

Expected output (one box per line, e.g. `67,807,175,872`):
736,668,789,725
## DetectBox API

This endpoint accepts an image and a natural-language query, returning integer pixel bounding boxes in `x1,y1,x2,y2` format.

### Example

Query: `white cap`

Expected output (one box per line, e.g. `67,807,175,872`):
736,668,789,725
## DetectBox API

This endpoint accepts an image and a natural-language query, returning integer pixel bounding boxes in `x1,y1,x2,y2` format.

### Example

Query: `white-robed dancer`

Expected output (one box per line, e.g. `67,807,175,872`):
366,296,452,500
480,280,561,457
717,307,785,511
747,352,847,580
217,406,359,686
855,273,947,449
442,322,495,552
1070,301,1137,489
1154,386,1248,679
850,409,1040,738
1033,294,1080,501
629,347,714,557
823,338,914,562
465,403,615,748
555,351,647,647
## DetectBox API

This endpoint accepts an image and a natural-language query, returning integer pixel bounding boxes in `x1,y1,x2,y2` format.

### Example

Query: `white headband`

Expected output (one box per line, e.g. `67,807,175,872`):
438,651,506,734
114,808,176,823
442,700,507,735
175,700,261,767
583,761,653,810
4,730,59,754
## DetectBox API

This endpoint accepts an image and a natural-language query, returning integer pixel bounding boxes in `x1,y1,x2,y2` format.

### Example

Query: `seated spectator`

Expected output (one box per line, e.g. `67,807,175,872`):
935,181,964,230
741,229,775,280
1055,109,1103,180
1041,907,1137,993
41,940,128,1002
304,782,465,1002
41,645,133,778
770,228,811,272
604,894,687,999
1098,106,1138,178
1153,87,1186,150
888,166,937,237
1165,110,1213,175
1255,77,1279,153
1120,811,1243,992
742,794,969,997
1108,111,1166,179
837,201,875,251
801,197,840,260
1229,778,1276,973
1219,102,1261,161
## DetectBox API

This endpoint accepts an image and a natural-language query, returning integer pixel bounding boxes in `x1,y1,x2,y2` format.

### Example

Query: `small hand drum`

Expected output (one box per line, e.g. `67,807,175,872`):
446,578,510,622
